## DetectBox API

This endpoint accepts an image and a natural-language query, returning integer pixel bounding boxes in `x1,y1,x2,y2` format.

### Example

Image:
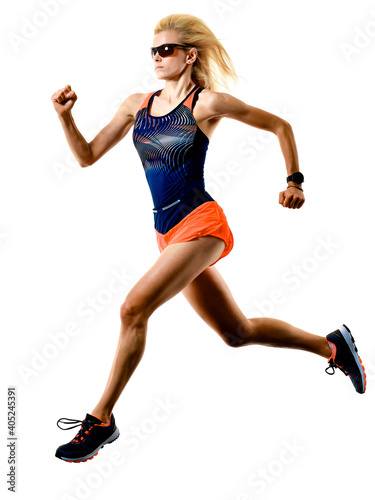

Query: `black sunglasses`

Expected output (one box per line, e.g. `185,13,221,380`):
150,43,191,58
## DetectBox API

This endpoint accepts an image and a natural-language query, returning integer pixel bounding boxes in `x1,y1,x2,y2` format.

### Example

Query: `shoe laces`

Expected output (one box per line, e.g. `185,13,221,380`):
56,417,95,444
325,359,349,376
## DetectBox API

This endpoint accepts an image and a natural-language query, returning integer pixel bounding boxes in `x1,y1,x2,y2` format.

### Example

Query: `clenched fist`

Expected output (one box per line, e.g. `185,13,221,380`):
279,186,305,209
51,85,77,116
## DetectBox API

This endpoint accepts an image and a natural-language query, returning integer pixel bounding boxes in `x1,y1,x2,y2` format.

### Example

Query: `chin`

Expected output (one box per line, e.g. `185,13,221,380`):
155,68,175,79
155,69,164,80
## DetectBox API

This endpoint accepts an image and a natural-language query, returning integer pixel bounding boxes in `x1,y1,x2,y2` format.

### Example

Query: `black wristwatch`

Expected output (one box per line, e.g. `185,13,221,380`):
286,172,304,184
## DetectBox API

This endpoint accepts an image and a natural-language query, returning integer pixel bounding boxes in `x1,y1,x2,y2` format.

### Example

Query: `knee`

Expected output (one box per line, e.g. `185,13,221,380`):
217,326,243,348
119,298,149,326
225,334,246,348
224,335,242,348
222,318,258,348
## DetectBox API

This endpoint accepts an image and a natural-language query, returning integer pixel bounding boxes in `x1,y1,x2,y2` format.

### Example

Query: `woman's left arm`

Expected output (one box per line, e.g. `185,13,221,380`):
208,92,305,209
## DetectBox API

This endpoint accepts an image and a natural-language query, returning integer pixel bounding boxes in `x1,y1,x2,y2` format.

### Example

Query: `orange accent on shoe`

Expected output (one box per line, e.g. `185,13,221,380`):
360,359,367,390
90,414,112,426
327,340,337,361
97,415,112,427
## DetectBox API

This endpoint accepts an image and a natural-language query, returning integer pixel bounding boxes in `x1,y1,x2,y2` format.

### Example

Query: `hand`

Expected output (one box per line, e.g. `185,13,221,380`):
279,186,305,209
51,85,77,116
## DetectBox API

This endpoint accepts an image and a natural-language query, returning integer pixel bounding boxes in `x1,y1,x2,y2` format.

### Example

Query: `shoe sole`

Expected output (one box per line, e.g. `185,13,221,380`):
339,324,366,393
56,427,120,463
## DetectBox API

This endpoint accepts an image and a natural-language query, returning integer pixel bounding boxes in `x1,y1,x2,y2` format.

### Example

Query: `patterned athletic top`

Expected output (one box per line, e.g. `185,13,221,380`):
132,85,215,235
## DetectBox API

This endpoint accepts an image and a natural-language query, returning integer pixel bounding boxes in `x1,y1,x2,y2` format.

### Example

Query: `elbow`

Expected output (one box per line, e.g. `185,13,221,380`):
79,159,91,168
275,119,292,135
79,148,94,167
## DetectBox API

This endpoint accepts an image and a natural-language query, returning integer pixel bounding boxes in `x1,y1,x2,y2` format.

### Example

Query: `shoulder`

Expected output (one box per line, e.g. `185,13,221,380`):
197,88,238,119
118,92,153,120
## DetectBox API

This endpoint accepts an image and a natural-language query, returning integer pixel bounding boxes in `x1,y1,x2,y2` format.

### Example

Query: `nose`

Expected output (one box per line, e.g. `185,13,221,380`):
153,51,162,60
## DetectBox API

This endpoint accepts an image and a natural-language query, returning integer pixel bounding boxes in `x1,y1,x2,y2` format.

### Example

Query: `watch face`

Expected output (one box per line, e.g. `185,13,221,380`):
293,172,304,183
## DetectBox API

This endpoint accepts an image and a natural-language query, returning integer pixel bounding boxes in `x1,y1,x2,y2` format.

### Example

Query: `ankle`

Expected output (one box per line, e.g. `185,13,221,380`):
90,409,111,424
324,339,334,359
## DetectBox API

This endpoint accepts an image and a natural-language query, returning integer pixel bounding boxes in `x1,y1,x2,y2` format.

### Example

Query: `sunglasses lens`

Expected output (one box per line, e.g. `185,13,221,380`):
160,45,174,57
151,44,176,57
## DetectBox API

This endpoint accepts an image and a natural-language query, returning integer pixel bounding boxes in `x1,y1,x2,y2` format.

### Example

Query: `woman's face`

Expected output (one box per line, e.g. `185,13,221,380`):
151,30,197,81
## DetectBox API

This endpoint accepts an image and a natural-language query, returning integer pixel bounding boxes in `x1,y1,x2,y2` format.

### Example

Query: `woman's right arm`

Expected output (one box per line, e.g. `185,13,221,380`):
51,84,142,167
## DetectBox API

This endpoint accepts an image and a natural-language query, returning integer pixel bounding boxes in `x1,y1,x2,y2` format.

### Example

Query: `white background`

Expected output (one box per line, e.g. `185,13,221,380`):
2,0,374,499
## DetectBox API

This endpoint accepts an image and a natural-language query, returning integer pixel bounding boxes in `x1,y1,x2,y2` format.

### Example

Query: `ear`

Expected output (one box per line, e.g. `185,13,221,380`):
186,47,198,65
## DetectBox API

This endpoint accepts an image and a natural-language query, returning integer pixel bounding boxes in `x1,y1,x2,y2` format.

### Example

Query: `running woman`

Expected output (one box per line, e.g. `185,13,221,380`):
51,14,366,463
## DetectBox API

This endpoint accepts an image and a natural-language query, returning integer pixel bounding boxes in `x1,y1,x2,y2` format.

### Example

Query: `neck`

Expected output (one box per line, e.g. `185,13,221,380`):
159,78,196,103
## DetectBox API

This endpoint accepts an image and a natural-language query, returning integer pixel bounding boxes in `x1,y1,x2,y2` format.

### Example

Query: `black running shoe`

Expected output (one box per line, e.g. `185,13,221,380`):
325,324,366,394
55,413,120,463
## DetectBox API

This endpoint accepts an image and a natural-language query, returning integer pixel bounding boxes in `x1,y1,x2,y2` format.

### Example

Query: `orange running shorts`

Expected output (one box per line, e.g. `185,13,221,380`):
155,201,234,266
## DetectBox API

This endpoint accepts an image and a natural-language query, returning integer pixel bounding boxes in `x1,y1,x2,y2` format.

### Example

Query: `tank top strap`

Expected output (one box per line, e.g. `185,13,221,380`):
136,85,201,114
183,85,203,111
137,89,162,112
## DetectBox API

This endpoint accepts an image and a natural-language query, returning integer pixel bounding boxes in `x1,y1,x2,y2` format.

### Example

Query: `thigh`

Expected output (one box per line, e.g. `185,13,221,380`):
181,266,251,345
124,236,225,317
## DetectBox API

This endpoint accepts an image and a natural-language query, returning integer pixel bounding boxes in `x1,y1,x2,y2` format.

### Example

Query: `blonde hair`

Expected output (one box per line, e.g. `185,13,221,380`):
154,13,238,92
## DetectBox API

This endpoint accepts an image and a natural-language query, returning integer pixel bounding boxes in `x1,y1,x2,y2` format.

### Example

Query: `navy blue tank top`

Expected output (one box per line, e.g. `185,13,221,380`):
132,85,215,234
